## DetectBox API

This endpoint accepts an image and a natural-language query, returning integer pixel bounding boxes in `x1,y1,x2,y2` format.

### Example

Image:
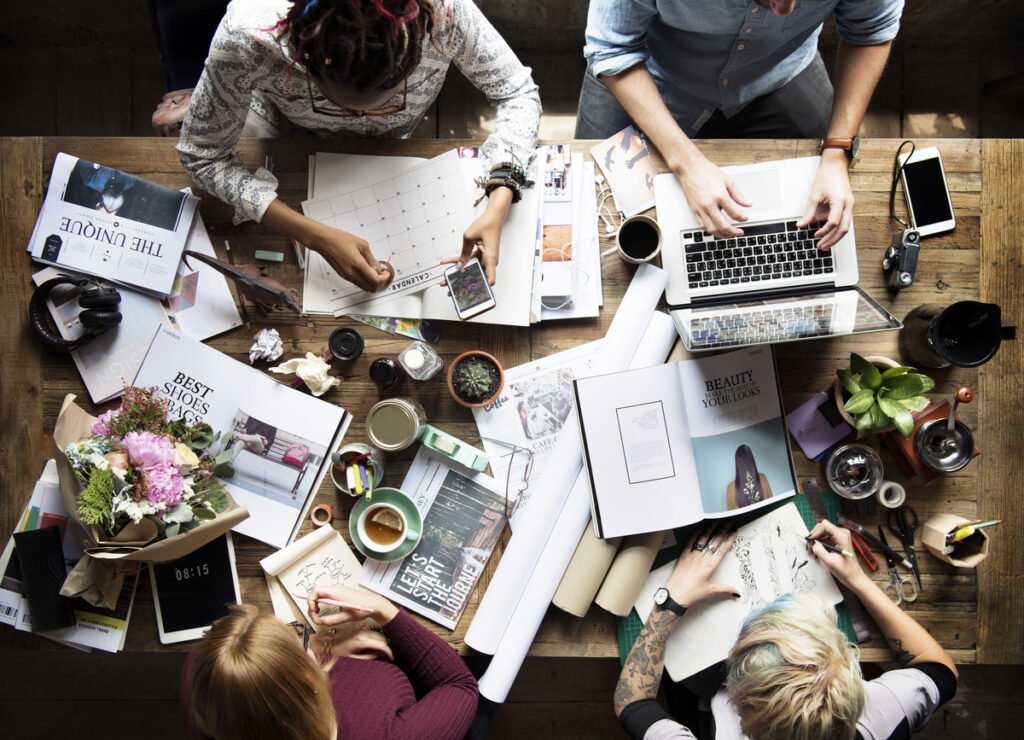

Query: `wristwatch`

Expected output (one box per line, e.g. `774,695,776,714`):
653,587,687,616
821,136,860,159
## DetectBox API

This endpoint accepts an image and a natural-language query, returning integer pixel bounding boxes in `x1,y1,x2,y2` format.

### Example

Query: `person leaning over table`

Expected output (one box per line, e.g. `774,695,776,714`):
177,0,540,291
615,520,958,740
182,584,478,739
576,0,904,251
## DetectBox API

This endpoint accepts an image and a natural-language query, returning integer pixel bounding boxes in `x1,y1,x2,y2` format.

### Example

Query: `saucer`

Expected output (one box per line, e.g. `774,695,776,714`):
349,487,423,562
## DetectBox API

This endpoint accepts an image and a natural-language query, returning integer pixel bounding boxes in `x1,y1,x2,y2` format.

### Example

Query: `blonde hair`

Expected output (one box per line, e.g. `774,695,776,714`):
725,594,864,740
190,605,336,740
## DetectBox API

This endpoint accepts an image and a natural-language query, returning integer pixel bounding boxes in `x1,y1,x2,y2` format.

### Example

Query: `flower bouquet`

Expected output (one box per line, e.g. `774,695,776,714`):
53,390,249,608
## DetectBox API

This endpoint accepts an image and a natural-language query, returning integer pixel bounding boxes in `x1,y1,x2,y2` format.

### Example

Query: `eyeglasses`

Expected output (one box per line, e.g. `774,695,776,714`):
288,620,310,651
306,73,408,118
479,436,535,520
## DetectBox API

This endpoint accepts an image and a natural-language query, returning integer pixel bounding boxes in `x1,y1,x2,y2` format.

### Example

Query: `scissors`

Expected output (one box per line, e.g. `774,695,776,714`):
887,505,922,590
878,527,918,606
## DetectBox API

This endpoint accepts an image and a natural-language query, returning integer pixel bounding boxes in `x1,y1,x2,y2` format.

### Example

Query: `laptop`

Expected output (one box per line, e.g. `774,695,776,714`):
656,156,901,351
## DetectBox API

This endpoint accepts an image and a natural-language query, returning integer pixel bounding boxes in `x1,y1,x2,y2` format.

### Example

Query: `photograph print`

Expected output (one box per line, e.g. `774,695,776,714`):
63,158,190,232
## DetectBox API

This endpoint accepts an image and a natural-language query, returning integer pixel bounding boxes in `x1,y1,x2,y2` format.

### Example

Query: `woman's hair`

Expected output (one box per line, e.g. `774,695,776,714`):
276,0,438,92
725,594,865,740
189,604,336,740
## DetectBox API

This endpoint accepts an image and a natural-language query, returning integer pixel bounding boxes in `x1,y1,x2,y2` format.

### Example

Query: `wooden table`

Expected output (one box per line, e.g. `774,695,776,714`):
1,137,1021,666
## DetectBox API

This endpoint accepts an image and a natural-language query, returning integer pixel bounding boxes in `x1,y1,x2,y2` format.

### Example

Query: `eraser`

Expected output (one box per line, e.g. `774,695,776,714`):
254,250,285,262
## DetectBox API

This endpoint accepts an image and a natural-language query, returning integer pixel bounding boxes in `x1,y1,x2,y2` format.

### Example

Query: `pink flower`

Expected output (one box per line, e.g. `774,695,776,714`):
144,464,184,506
90,409,120,437
122,431,175,469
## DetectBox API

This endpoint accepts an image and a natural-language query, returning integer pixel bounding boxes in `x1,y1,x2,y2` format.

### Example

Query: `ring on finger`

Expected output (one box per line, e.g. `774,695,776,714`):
693,542,706,552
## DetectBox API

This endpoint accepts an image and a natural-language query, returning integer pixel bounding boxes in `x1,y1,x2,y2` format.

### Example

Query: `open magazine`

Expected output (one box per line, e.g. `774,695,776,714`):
133,326,351,549
0,460,138,652
27,153,198,296
360,447,507,629
574,346,796,538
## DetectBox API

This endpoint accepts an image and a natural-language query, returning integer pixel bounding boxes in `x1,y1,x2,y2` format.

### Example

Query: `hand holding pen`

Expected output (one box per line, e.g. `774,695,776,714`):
805,520,871,589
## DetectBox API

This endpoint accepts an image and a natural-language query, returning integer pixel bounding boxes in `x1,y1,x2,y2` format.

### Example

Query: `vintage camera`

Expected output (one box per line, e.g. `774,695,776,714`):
882,228,920,291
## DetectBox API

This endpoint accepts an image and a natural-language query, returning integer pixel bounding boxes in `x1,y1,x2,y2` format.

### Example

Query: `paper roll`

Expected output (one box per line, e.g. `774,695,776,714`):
552,530,623,617
595,530,667,617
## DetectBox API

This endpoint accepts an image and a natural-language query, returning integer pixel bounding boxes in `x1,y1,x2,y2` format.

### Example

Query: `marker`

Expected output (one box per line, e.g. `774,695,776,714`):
366,468,374,502
950,519,1002,543
291,593,373,614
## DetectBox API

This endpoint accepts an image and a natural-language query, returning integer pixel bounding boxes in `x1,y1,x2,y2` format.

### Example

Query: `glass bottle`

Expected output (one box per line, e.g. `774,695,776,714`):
398,341,443,381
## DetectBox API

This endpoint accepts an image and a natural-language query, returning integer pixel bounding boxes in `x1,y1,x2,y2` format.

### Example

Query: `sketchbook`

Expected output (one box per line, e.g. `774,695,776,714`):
574,345,797,539
26,153,198,296
634,504,842,681
133,326,351,549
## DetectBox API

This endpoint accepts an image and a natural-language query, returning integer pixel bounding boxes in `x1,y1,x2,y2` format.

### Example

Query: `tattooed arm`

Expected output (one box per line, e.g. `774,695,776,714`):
807,520,958,677
614,608,680,716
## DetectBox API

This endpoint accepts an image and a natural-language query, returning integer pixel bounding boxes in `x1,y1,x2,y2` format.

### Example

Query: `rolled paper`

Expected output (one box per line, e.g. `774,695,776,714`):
552,529,623,617
595,530,668,617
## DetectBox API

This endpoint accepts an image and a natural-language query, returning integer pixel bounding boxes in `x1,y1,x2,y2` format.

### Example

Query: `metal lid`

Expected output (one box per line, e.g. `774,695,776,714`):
366,400,420,451
914,418,974,473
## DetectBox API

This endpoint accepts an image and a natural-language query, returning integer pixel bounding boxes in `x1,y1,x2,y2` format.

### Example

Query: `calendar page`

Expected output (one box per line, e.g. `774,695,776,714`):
302,150,474,314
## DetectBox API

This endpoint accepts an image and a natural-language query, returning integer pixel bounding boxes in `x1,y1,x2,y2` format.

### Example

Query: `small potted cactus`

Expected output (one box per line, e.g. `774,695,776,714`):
447,350,504,408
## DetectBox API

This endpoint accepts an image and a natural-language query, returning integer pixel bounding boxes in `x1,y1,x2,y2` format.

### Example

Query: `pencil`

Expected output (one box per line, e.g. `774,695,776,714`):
291,593,374,614
803,534,854,558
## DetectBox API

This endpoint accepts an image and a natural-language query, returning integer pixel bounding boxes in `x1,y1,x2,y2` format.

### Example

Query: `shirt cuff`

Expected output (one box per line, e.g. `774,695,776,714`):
911,663,958,706
620,699,675,740
588,50,650,80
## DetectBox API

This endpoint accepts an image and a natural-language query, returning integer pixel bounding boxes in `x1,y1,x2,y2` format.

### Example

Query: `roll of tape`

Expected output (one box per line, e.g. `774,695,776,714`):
877,480,906,509
310,503,334,527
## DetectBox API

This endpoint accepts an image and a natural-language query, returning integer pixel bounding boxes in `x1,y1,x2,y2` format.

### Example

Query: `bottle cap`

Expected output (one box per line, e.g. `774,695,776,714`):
404,348,425,370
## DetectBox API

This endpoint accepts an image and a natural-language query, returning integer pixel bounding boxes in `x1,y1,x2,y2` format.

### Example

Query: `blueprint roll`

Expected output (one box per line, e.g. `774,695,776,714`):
552,530,623,617
595,530,668,617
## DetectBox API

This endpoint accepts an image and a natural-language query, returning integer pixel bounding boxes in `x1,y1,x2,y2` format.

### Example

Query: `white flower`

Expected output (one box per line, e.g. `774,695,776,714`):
162,503,195,525
89,453,110,471
113,495,159,524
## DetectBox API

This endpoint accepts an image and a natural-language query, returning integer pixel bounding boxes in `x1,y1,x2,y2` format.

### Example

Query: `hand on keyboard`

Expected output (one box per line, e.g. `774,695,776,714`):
674,151,751,239
798,151,854,251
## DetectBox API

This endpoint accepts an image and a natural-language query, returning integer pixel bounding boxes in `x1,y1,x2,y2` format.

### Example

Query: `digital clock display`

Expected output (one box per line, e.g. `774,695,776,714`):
151,534,239,635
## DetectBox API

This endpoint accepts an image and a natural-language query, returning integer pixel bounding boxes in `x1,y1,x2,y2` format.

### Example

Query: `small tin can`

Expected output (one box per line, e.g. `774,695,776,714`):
366,397,427,451
330,442,385,496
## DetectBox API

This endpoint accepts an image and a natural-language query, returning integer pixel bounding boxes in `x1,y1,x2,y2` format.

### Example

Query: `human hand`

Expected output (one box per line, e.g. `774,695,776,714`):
673,152,751,238
798,150,854,251
309,624,393,662
664,524,740,608
307,584,399,628
442,187,512,286
312,227,393,292
806,519,868,589
151,89,193,137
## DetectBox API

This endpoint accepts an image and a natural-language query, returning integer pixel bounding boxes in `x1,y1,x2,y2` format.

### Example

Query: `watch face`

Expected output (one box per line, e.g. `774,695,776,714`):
654,588,668,606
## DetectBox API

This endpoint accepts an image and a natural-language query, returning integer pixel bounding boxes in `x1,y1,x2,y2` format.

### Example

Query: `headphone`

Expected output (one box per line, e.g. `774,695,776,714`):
30,276,122,351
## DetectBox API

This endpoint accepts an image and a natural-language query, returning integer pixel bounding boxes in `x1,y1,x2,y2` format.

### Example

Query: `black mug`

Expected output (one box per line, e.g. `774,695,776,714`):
615,215,662,264
900,302,1015,368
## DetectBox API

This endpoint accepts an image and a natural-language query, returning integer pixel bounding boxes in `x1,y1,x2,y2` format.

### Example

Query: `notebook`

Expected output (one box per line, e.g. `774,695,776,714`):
655,156,900,350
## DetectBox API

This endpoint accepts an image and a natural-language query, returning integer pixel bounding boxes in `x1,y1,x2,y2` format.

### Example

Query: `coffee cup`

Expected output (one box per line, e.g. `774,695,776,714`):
616,215,662,264
356,502,419,554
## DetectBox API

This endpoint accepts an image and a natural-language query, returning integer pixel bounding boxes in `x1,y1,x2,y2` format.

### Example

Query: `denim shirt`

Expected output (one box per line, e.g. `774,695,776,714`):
584,0,903,130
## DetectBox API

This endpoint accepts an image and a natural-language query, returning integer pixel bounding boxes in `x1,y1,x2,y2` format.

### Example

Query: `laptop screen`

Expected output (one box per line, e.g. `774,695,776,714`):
672,287,902,351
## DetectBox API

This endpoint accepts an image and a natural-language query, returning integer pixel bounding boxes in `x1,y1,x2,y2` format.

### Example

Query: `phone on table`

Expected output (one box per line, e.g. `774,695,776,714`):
898,146,956,237
149,533,241,644
444,258,496,320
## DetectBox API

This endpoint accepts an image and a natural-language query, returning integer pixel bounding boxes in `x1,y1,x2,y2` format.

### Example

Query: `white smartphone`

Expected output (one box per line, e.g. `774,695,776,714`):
149,533,241,644
898,146,956,237
444,258,496,319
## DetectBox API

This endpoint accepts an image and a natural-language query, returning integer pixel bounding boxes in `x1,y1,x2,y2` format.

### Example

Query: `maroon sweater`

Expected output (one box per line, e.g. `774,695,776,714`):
182,611,478,739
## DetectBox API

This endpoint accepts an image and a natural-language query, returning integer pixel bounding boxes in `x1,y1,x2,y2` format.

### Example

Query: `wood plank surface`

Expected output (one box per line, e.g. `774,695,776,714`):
0,137,1012,668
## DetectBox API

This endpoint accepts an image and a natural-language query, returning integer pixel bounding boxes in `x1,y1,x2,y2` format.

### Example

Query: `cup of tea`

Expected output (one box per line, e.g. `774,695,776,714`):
616,215,662,264
356,502,418,554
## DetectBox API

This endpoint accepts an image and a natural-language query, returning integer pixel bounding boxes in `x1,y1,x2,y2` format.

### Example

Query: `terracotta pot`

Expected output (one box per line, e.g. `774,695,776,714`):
832,355,900,429
446,351,505,409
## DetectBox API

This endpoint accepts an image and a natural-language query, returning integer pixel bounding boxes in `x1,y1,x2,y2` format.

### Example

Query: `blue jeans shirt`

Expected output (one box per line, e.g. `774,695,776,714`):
584,0,903,129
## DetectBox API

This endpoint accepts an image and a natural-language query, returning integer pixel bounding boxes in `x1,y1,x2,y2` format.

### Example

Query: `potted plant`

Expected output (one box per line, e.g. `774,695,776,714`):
447,350,504,408
834,353,935,438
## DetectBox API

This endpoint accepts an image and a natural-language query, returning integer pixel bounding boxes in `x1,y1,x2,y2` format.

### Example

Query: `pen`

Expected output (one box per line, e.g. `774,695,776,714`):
949,519,1002,543
804,534,854,558
291,593,374,614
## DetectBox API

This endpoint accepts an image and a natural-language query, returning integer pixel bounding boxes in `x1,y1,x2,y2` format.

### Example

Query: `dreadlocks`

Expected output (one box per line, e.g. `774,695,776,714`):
276,0,437,93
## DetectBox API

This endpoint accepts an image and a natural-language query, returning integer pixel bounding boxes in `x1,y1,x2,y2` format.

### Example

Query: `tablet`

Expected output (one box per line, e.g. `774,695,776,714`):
149,533,241,644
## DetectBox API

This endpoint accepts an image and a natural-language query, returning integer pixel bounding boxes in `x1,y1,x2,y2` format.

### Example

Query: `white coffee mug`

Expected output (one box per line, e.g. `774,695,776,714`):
616,215,662,264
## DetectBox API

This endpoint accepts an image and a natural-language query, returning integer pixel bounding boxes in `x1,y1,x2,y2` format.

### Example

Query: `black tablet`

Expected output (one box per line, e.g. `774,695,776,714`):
149,533,241,644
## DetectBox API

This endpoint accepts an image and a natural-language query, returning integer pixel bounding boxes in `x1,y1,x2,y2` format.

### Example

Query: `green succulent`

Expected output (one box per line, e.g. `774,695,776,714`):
837,353,934,438
452,356,500,402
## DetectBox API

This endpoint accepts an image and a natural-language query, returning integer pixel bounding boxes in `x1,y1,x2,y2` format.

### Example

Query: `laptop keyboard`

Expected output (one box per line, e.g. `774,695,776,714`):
689,302,836,349
682,220,834,289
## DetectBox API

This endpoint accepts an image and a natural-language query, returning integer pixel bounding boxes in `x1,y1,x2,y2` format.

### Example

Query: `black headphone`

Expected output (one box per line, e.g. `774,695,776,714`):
29,276,123,351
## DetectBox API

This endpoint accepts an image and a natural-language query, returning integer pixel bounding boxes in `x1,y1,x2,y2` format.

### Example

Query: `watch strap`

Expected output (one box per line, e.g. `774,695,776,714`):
822,137,854,152
655,588,688,616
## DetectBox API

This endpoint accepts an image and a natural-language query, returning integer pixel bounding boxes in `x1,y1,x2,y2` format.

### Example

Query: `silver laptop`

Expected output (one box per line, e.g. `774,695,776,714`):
655,156,900,351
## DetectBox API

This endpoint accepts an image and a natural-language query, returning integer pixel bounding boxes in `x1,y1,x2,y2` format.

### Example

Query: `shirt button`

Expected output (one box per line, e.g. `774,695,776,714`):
721,78,729,86
752,6,760,13
745,27,753,34
737,43,746,51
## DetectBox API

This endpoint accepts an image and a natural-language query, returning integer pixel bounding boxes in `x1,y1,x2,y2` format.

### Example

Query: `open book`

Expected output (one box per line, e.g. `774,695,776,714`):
27,153,198,296
133,326,351,549
574,346,796,539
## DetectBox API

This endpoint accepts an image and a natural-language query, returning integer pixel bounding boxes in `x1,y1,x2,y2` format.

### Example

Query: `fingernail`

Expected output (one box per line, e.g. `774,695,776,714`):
733,593,741,598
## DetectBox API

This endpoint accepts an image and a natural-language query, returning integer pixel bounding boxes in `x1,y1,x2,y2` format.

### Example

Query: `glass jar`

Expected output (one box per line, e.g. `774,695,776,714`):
398,341,443,381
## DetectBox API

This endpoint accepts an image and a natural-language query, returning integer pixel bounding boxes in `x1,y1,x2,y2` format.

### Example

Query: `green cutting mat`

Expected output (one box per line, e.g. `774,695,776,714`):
616,490,856,664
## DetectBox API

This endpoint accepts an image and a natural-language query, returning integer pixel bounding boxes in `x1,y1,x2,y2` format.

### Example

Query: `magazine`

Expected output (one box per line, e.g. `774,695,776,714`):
574,346,796,538
0,460,138,652
27,153,199,296
361,447,507,629
633,504,842,680
32,209,241,404
590,125,659,218
133,326,351,549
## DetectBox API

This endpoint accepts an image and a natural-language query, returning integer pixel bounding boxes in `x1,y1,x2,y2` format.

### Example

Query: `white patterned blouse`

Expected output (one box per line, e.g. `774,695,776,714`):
178,0,541,224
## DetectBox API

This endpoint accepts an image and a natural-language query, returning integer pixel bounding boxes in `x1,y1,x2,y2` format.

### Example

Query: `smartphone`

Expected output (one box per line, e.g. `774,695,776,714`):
898,146,956,237
444,258,496,320
149,533,241,644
